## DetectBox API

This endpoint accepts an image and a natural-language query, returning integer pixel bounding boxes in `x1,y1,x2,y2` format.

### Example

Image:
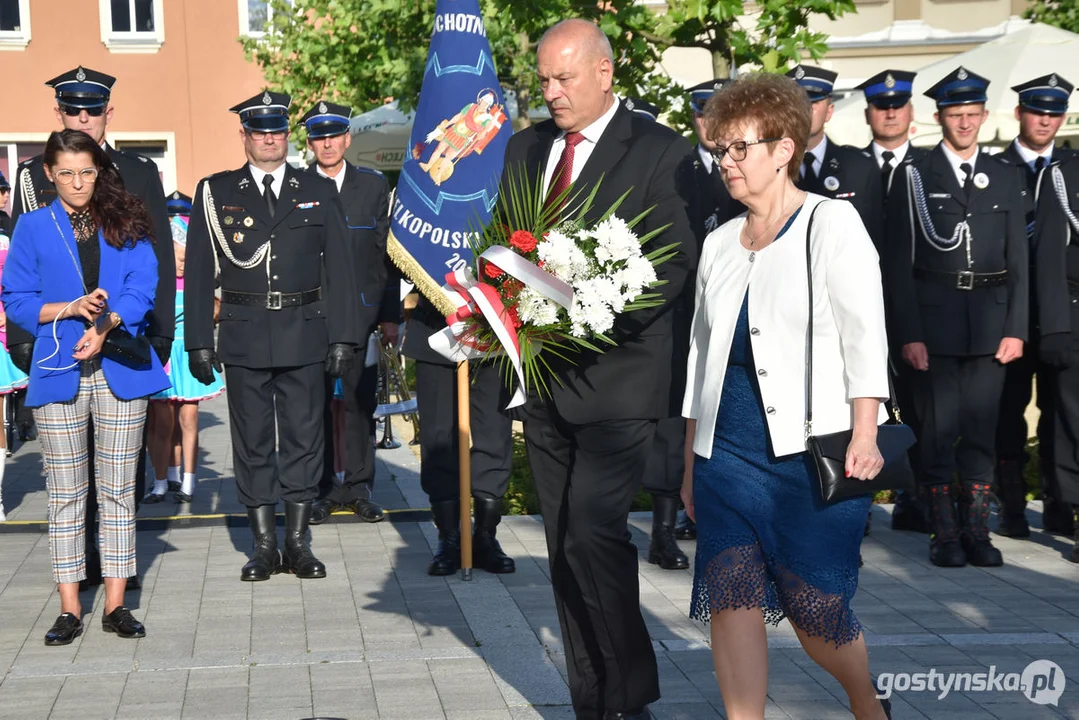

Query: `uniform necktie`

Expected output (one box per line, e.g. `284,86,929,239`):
881,150,895,171
802,153,817,185
960,162,973,199
545,131,585,212
262,174,277,217
1034,156,1047,173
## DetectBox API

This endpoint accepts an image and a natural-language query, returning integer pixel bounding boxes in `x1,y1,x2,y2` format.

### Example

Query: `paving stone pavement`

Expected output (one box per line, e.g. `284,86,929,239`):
1,395,1078,719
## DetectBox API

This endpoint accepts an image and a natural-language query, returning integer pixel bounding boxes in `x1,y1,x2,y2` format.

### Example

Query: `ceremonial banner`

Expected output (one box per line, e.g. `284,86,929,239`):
387,0,510,315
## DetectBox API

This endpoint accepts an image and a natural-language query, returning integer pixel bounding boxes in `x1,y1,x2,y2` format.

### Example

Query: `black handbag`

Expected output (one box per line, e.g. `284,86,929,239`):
802,202,917,503
100,326,153,369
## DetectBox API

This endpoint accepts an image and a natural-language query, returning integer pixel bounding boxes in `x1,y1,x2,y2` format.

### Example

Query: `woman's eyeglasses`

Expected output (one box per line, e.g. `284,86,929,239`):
712,137,782,163
52,168,99,185
59,105,106,117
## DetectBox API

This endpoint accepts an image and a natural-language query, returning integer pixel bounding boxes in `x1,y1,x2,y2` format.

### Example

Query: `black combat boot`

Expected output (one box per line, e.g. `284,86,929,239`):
282,501,327,579
994,460,1030,538
674,511,696,540
926,485,966,567
1043,496,1076,536
428,500,461,576
241,505,282,581
959,481,1003,567
891,489,929,533
648,496,689,570
472,497,515,574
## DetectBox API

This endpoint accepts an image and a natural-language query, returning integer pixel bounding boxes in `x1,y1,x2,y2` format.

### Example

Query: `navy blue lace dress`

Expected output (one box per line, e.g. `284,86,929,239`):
689,212,871,647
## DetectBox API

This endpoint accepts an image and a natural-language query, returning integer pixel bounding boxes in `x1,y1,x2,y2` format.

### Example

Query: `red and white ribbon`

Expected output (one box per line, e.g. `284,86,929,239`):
428,246,574,409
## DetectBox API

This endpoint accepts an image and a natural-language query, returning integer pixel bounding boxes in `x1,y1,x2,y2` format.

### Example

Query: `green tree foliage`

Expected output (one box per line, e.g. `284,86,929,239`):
1024,0,1079,32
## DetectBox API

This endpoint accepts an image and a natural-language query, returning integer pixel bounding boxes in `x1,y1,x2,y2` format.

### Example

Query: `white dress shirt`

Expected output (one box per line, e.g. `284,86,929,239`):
801,136,828,179
698,145,715,174
247,162,287,200
1011,139,1053,173
317,163,346,193
541,98,620,197
871,141,909,171
683,194,890,458
940,143,980,187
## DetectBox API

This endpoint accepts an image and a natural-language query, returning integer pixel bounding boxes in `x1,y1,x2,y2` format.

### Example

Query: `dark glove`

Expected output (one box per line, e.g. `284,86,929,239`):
1040,332,1078,369
9,343,33,375
188,349,222,386
149,336,173,365
326,343,354,379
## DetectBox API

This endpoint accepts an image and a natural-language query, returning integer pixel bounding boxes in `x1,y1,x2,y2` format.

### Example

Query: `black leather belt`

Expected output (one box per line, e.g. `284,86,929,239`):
914,268,1008,291
221,287,322,310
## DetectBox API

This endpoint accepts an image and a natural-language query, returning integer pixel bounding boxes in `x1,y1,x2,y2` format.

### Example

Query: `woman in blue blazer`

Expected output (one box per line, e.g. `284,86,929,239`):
2,129,169,646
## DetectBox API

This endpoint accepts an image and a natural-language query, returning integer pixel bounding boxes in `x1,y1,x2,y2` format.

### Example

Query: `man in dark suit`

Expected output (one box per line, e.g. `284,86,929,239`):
857,69,930,535
505,20,695,720
1031,152,1079,562
9,66,175,591
788,64,884,252
185,91,369,582
994,74,1076,539
298,101,394,526
885,67,1028,569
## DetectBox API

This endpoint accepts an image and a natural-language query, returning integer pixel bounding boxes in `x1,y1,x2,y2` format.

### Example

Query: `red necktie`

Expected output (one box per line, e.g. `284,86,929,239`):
544,131,585,213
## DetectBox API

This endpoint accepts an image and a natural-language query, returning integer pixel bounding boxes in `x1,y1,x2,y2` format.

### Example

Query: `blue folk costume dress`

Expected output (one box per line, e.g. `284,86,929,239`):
152,216,224,402
689,209,871,647
0,232,29,394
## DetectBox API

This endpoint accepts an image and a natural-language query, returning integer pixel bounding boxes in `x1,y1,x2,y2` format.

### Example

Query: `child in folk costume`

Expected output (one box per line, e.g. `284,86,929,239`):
0,228,29,520
145,197,224,504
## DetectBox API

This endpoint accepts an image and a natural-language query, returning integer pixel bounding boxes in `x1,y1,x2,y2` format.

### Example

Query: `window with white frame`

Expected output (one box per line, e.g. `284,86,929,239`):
0,0,31,49
99,0,165,53
240,0,292,38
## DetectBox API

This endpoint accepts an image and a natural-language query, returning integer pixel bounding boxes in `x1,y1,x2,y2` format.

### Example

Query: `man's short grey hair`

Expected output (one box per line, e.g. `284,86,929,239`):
538,19,614,63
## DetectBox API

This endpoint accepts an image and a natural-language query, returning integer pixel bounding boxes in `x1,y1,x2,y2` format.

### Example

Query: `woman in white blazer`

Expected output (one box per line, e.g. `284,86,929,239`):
681,74,892,720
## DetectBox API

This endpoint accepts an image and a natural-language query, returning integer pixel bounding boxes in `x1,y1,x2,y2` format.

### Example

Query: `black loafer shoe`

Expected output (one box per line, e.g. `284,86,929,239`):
44,613,83,646
348,499,385,523
142,491,167,505
173,492,192,503
167,480,181,493
309,498,337,525
102,606,146,638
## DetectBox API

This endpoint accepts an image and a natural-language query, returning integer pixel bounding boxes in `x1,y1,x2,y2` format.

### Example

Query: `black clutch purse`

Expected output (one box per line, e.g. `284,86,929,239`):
802,202,916,504
101,327,153,369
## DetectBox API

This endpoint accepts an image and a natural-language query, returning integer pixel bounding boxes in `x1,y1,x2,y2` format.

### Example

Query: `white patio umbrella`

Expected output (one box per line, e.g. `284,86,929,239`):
343,100,416,172
827,23,1079,149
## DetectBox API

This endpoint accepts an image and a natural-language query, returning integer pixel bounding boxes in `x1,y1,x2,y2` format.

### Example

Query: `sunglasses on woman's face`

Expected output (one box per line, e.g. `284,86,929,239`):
59,104,106,117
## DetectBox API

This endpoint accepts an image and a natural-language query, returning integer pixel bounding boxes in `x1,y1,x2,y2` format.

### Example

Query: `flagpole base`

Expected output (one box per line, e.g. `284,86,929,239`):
459,568,473,582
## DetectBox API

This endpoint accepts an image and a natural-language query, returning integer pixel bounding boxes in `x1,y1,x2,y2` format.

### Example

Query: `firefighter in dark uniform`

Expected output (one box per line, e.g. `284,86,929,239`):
1032,151,1079,562
298,100,396,525
788,65,884,252
9,66,175,591
402,299,516,576
994,74,1076,539
885,67,1028,568
185,91,367,582
857,69,931,535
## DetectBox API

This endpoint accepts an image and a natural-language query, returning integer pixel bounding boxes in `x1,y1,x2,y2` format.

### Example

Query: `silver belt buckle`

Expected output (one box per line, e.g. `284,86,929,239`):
956,271,975,291
266,291,283,310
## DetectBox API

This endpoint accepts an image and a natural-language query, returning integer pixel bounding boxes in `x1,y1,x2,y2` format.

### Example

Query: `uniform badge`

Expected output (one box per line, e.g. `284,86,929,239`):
884,73,896,89
823,176,840,192
263,92,272,105
319,101,328,113
1050,74,1058,87
704,213,719,233
224,216,234,226
957,68,968,81
238,177,250,190
288,176,300,189
296,201,321,210
795,67,805,80
828,157,839,170
973,172,989,189
243,216,254,227
625,98,635,111
232,232,244,244
76,67,86,82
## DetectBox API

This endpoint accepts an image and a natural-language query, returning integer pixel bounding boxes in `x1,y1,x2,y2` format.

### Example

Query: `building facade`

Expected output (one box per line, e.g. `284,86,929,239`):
0,0,286,210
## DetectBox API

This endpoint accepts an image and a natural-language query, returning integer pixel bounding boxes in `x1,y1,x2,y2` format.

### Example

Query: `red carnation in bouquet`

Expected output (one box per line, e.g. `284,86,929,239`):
509,230,538,254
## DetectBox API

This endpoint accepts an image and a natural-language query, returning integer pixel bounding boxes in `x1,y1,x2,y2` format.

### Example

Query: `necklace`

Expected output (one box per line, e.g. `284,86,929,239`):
743,194,801,248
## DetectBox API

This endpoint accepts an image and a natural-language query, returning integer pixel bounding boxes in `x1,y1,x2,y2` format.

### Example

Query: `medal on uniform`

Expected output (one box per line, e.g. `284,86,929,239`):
243,216,254,227
232,231,244,244
824,176,840,192
224,216,234,226
973,173,989,189
288,176,300,189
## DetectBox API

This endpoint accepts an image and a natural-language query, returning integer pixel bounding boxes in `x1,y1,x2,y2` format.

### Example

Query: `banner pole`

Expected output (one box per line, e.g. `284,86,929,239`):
457,360,473,581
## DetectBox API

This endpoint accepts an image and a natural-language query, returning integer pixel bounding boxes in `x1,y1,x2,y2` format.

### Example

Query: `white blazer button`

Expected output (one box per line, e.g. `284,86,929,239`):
766,406,776,415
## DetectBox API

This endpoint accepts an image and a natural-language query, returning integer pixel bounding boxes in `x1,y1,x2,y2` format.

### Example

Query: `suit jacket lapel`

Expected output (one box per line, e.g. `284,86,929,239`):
525,123,557,192
930,145,966,206
273,166,303,223
570,104,632,214
969,151,995,209
238,166,271,225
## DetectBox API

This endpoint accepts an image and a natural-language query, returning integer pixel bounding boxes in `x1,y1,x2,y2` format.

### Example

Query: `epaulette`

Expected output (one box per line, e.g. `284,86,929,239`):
18,157,36,169
202,169,233,182
351,163,384,178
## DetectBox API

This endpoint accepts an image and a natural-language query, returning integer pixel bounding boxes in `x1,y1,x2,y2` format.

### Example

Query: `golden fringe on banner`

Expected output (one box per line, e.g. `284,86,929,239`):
387,229,459,318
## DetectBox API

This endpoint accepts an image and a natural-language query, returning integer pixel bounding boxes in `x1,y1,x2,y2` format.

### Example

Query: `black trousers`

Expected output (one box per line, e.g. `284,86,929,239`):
414,360,512,503
523,401,659,718
912,355,1006,486
642,416,684,498
1045,363,1079,505
318,358,380,504
996,338,1054,470
225,363,325,507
